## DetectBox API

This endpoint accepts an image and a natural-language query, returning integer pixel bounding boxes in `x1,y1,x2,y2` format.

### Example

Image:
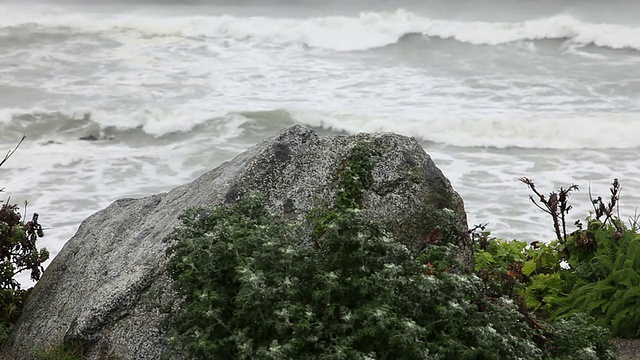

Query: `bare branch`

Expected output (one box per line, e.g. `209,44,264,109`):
520,177,578,246
588,182,597,216
0,135,26,168
528,195,551,215
629,206,640,231
617,184,622,220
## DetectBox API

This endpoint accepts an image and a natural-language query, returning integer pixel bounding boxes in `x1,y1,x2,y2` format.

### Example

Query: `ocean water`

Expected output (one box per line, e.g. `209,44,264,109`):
2,0,640,284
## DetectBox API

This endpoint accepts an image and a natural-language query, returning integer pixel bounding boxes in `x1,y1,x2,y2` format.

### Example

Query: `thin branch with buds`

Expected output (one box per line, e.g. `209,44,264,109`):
519,177,579,244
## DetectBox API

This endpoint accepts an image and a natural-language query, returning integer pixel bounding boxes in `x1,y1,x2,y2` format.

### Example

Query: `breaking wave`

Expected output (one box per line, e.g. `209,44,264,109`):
2,7,640,51
3,108,640,149
291,110,640,150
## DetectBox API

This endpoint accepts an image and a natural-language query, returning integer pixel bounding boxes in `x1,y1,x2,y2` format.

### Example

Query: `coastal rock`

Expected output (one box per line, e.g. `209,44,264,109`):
7,125,469,359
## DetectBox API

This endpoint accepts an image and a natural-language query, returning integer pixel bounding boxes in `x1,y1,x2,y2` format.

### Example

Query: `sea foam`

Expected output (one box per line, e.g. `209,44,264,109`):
292,111,640,150
5,105,640,150
2,7,640,51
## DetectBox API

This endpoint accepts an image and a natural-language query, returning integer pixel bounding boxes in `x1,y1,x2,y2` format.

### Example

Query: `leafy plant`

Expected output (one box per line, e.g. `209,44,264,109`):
166,191,549,359
478,178,640,338
542,313,618,360
554,220,640,337
474,235,528,302
0,137,49,346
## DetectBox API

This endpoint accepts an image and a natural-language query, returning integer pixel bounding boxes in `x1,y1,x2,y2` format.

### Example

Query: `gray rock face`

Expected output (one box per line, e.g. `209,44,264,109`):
7,125,469,359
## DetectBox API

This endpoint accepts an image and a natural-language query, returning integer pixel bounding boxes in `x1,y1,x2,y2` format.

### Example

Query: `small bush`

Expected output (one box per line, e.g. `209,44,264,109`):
0,137,49,346
554,217,640,338
165,192,545,359
542,313,618,360
476,178,640,339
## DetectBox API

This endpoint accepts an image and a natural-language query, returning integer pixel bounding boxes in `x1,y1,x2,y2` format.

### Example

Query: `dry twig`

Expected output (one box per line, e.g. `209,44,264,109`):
519,177,578,244
0,135,26,169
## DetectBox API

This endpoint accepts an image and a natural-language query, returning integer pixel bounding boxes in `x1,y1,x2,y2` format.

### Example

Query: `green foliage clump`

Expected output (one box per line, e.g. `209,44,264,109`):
474,234,567,315
475,232,617,360
30,338,118,360
34,340,87,360
310,141,380,240
166,192,545,359
542,313,618,360
0,137,49,346
334,141,379,211
474,237,618,359
476,178,640,339
554,217,640,338
474,234,529,300
163,142,617,359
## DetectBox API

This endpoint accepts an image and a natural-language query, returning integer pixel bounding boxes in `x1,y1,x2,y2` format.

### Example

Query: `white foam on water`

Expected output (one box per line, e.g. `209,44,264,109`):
293,111,640,149
89,107,229,136
2,7,640,51
3,1,640,288
2,5,636,149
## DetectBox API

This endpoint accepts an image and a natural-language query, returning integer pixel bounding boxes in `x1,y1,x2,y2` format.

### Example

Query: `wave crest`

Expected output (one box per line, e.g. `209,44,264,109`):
292,111,640,150
3,108,640,149
2,7,640,51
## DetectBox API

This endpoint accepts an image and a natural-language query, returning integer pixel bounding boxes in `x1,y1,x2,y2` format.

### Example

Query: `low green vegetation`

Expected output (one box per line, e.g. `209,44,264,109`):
476,178,640,339
163,142,619,360
33,340,87,360
30,338,119,360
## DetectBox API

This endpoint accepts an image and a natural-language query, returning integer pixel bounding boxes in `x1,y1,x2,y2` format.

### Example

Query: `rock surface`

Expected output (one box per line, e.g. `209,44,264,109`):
7,125,469,359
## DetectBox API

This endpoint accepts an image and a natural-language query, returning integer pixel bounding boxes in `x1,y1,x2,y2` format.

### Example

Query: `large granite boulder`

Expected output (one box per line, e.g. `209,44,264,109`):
7,125,469,359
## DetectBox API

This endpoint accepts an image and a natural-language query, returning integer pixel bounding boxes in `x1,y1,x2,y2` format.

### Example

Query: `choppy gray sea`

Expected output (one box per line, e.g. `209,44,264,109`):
2,0,640,284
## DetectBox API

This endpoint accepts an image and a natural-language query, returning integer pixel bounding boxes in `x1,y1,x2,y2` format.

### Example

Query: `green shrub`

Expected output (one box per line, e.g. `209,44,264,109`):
165,192,619,360
476,178,640,339
165,192,543,359
473,234,567,315
553,218,640,338
162,143,617,359
0,137,49,346
542,313,618,360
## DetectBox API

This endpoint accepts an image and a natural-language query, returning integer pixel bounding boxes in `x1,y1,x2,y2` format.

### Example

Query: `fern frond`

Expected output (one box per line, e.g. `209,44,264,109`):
610,268,640,289
610,306,640,338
